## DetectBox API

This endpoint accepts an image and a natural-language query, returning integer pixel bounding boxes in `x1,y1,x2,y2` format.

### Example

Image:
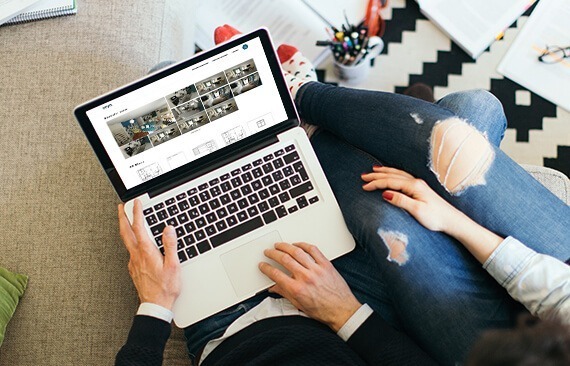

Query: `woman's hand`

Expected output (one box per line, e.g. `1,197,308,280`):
361,166,462,233
259,242,361,332
361,166,504,263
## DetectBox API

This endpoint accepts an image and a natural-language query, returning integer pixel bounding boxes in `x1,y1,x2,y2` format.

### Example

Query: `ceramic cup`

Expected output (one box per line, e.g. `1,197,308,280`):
332,36,384,84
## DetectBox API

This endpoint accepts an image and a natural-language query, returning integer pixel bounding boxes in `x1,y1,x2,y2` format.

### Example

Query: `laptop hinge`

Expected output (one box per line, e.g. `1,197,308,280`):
147,135,279,199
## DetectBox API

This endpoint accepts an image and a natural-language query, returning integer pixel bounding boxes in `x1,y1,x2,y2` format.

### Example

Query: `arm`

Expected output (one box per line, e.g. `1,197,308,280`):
259,242,436,364
115,199,182,365
347,311,436,365
115,316,171,366
362,166,570,321
484,237,570,322
362,166,503,263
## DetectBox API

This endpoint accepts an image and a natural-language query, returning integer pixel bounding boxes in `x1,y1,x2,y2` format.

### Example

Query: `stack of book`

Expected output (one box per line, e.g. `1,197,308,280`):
1,0,76,26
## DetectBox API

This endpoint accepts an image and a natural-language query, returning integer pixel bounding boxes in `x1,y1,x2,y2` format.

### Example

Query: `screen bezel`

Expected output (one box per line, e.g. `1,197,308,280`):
74,28,299,202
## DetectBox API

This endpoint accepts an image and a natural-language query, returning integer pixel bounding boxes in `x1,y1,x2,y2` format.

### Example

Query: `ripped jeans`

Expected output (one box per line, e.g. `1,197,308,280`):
300,83,570,365
185,84,570,365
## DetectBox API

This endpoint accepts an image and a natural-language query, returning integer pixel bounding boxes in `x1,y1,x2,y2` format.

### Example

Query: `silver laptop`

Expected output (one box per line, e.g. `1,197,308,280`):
74,28,355,327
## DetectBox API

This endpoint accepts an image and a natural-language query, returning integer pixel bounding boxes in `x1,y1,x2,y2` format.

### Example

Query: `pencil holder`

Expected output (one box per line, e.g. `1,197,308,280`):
333,36,384,84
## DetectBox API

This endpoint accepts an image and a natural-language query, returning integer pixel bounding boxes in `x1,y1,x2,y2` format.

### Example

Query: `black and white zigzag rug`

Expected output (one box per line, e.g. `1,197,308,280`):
320,0,570,177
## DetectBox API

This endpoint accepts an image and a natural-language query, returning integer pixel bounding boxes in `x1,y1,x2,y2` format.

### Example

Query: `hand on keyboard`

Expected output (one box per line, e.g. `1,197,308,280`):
119,199,181,310
259,242,361,333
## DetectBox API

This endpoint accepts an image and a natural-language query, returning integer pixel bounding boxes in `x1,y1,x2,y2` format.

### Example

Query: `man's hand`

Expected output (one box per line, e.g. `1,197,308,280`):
118,199,181,310
361,166,463,233
259,242,361,332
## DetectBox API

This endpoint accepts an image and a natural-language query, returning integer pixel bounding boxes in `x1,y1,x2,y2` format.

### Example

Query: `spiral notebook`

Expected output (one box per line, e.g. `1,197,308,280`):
4,0,76,25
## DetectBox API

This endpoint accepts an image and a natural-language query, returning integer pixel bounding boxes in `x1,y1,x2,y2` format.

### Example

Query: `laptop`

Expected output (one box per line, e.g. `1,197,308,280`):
74,28,355,327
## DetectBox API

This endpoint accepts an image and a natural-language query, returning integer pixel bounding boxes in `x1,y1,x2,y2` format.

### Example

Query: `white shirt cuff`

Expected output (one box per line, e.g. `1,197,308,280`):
337,304,374,341
483,236,535,287
136,302,174,323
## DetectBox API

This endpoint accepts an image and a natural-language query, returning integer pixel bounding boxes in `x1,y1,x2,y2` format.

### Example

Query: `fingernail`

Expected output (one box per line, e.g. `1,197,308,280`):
382,191,394,201
373,165,382,169
164,226,176,236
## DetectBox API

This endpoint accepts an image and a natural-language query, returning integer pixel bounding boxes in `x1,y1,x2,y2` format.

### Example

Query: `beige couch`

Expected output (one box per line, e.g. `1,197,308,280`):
0,2,568,365
0,1,193,364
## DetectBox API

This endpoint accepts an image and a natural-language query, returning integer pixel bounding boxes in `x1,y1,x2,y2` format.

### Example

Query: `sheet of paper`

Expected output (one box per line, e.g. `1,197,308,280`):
301,0,368,28
417,0,535,58
498,0,570,112
195,0,328,63
0,0,41,25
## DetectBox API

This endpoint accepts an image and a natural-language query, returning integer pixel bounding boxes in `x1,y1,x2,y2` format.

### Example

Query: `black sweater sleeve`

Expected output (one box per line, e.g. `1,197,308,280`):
115,315,172,366
347,311,438,366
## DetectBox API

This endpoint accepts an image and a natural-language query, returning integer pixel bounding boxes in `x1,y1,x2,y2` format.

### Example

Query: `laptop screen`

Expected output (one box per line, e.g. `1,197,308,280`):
84,35,289,191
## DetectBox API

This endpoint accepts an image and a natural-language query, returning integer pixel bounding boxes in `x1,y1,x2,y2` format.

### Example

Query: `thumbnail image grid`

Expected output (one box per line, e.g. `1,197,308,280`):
230,72,262,96
108,103,182,159
165,84,199,108
225,59,258,83
106,59,262,160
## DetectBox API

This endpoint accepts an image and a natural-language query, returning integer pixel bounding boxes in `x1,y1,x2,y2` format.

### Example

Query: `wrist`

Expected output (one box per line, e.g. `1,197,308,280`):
140,295,177,311
442,211,504,264
328,297,362,332
442,208,471,237
137,302,174,323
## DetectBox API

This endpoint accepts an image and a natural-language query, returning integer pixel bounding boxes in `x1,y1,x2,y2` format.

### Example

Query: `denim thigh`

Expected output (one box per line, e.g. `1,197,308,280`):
313,130,523,365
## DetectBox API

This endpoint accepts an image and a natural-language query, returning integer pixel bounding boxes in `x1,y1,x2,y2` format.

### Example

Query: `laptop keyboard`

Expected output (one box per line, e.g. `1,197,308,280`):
142,144,320,263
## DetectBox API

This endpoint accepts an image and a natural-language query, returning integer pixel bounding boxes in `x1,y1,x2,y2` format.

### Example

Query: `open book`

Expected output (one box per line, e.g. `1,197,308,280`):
416,0,536,59
195,0,367,66
498,0,570,112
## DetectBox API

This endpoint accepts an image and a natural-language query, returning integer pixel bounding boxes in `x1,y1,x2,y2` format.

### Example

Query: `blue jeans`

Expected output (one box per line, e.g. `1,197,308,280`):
185,85,570,365
298,83,570,364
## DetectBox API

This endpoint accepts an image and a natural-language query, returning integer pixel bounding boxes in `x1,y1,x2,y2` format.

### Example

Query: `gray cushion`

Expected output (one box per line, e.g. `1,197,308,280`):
521,164,570,205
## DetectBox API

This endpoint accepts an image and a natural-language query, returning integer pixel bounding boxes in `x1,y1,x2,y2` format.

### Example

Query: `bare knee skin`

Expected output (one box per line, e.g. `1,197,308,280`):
430,118,494,195
379,230,409,266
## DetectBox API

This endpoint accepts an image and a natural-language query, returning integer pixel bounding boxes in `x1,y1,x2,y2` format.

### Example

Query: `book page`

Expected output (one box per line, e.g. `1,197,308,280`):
498,0,570,111
301,0,368,28
0,0,41,25
418,0,535,58
195,0,328,63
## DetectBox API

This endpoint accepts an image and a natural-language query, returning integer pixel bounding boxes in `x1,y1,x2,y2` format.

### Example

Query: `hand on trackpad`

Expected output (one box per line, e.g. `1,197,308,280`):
220,231,287,297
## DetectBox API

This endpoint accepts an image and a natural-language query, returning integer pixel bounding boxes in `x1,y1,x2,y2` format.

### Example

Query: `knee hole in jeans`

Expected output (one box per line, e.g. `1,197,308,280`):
378,230,410,266
429,118,495,195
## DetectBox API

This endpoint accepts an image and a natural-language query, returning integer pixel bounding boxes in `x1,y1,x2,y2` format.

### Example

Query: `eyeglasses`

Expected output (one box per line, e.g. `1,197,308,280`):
538,45,570,64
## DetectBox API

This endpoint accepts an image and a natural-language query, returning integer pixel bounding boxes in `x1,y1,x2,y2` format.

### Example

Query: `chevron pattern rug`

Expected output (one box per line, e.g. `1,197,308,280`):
320,0,569,177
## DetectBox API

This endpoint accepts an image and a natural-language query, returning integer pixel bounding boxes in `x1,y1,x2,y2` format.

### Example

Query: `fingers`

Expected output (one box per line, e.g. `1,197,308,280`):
162,226,179,268
118,203,136,252
362,176,417,195
258,261,295,289
382,190,420,214
275,242,318,269
372,166,415,179
131,199,153,246
292,242,329,266
264,243,308,274
361,166,415,188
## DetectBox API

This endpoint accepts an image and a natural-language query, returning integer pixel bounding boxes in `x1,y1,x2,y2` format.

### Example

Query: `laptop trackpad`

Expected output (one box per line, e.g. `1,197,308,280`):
220,231,286,298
